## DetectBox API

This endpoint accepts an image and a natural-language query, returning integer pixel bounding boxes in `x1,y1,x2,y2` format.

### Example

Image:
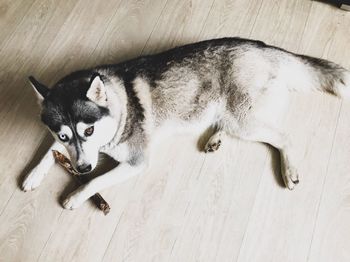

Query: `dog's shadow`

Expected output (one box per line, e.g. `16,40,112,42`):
267,145,285,188
196,126,216,151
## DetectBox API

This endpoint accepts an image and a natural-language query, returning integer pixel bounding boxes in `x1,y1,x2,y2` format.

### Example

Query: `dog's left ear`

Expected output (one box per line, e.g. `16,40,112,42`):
28,76,49,102
87,74,107,107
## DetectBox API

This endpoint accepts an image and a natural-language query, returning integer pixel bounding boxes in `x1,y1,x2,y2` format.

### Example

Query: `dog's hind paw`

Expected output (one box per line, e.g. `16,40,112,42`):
204,131,223,153
205,139,221,153
282,166,299,190
22,168,45,192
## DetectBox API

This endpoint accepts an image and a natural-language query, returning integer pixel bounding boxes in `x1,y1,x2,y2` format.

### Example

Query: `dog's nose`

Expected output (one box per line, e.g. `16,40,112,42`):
77,164,92,173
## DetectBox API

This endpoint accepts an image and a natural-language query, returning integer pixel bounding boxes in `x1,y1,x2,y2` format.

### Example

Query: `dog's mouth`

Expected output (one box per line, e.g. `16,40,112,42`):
75,170,92,175
52,150,93,176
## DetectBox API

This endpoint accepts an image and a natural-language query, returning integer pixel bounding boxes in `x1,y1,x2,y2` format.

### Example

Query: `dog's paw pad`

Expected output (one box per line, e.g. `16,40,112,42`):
204,139,221,153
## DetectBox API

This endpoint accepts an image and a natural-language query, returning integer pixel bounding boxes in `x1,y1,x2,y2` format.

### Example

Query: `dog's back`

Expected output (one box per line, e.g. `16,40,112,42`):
97,37,349,137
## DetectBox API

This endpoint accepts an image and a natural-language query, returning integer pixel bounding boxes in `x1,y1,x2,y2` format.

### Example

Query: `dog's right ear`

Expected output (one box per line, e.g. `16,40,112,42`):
28,76,49,102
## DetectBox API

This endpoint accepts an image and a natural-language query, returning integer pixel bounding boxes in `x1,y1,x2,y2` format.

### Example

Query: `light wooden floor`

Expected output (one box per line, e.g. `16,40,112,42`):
1,0,350,261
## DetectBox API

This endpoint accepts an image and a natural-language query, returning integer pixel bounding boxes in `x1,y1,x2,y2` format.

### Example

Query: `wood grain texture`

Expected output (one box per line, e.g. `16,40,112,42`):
0,0,350,261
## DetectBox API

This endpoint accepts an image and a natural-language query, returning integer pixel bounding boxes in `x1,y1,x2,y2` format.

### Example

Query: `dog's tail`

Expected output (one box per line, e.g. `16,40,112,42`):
281,53,350,99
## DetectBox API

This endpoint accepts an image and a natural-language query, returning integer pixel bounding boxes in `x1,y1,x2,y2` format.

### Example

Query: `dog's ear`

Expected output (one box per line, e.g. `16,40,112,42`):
28,76,49,102
86,74,107,107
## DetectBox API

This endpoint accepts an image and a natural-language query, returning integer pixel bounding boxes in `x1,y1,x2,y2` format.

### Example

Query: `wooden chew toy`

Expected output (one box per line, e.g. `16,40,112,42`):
52,150,110,215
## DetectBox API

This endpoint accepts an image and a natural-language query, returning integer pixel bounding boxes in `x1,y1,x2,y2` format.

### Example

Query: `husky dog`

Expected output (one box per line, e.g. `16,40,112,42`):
22,38,350,209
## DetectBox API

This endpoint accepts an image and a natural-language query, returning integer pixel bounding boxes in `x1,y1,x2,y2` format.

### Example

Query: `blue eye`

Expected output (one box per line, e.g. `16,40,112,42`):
58,133,68,142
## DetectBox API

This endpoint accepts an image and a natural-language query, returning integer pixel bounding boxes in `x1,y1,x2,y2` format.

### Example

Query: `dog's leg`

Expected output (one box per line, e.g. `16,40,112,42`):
62,161,146,209
238,124,299,190
204,130,223,153
22,141,66,191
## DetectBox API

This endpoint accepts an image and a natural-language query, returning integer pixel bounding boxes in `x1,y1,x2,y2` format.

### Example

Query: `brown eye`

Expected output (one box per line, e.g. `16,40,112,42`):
84,126,94,137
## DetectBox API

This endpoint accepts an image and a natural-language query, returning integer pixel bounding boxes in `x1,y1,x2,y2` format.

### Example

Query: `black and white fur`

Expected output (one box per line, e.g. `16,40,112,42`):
22,38,350,209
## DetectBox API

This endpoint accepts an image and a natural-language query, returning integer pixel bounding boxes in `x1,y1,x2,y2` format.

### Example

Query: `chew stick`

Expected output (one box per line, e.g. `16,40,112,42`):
52,150,110,215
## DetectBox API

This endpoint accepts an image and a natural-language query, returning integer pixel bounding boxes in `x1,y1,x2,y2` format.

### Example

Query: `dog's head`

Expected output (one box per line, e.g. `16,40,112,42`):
29,72,119,173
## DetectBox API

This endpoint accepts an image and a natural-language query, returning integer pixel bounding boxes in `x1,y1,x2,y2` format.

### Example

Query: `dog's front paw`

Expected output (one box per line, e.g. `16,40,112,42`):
62,191,85,210
22,168,45,192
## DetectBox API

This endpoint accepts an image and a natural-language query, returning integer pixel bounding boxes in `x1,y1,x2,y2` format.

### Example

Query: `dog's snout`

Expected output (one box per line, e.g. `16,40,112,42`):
77,164,92,173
